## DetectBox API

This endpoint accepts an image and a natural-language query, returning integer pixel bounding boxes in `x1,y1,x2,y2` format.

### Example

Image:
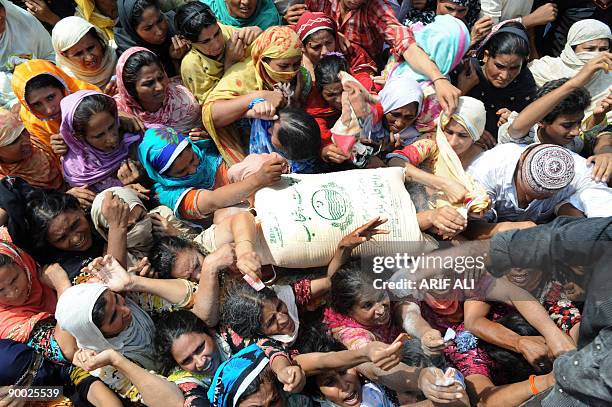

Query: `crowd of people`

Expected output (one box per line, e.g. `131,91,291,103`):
0,0,611,405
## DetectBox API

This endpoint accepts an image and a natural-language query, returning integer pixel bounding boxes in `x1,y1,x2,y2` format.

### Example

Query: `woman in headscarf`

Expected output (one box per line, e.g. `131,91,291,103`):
55,258,198,402
0,108,63,190
294,11,376,80
202,0,281,31
10,59,99,147
114,0,189,77
379,73,424,148
387,96,491,236
91,187,154,268
52,16,118,91
456,20,536,138
529,19,611,118
203,25,305,165
386,14,471,135
0,241,76,364
74,0,117,41
115,47,205,136
60,90,143,193
0,0,55,109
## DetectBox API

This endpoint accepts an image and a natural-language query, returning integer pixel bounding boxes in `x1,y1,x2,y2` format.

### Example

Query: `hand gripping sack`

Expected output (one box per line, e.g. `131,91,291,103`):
254,167,434,268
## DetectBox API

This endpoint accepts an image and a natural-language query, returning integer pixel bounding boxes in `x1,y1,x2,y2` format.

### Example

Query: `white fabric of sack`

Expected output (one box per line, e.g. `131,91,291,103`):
254,167,433,268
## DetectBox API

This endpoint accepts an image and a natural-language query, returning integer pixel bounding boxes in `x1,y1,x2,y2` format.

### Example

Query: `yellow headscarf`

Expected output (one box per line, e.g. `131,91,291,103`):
203,26,303,165
433,96,491,216
74,0,116,41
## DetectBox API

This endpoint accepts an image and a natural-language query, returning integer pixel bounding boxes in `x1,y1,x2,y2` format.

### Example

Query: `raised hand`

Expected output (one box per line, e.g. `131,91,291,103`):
337,217,389,251
87,255,133,292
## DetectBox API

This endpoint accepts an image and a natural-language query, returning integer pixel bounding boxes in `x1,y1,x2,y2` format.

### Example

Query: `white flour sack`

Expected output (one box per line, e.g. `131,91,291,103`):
254,167,433,268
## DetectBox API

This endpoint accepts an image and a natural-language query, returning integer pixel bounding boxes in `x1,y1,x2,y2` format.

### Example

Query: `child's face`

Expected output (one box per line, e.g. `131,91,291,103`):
82,111,120,153
316,368,362,407
321,82,343,111
0,262,29,306
349,285,391,327
171,331,220,375
261,297,294,336
384,102,419,135
26,85,64,120
0,129,33,163
539,112,584,146
171,247,206,281
166,146,200,178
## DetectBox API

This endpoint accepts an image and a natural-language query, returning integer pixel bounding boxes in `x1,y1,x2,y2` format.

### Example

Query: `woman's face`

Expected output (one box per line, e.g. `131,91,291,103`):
0,129,33,163
505,268,543,292
226,0,257,19
46,209,93,252
385,102,419,135
321,82,343,111
98,290,133,337
166,146,200,178
436,0,468,21
26,85,64,120
135,63,168,112
483,51,523,89
444,118,473,156
64,32,105,71
0,262,29,306
267,56,302,74
238,379,282,407
135,6,168,45
82,111,120,153
304,30,336,65
193,23,226,58
574,38,610,53
349,285,391,327
316,368,362,407
171,331,220,375
261,297,295,336
172,247,206,281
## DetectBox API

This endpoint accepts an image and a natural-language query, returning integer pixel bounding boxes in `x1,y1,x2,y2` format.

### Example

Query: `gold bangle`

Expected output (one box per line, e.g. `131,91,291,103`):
235,239,254,245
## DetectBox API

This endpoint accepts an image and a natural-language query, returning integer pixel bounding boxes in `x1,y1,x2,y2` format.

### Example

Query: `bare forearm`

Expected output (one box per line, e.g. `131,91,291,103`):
106,226,128,269
593,134,612,155
402,43,443,81
465,316,522,352
210,93,262,127
112,353,184,407
129,275,188,304
198,177,262,215
396,302,431,337
232,211,258,258
192,267,220,326
357,361,420,392
405,163,450,192
86,381,122,407
295,349,370,375
478,374,554,406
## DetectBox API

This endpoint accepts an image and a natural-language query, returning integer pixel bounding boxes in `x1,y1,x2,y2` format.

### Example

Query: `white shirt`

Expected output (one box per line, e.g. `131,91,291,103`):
466,144,612,222
479,0,534,24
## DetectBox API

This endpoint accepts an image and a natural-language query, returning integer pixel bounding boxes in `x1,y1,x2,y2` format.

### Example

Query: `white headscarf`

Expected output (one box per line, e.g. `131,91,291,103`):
379,73,423,145
529,19,611,116
91,187,154,267
0,0,55,69
52,16,117,88
269,285,300,345
55,283,158,370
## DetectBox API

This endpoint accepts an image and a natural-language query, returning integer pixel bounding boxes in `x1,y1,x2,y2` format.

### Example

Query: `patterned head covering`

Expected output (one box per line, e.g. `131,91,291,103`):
520,144,575,195
207,344,270,407
0,108,25,147
294,11,336,42
251,26,303,90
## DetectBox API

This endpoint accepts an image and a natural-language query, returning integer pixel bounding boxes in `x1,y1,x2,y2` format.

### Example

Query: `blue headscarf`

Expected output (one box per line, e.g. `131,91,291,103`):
207,344,270,407
138,127,223,212
249,99,318,174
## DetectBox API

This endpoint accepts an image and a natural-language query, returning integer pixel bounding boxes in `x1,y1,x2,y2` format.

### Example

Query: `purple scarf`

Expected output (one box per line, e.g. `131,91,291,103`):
60,90,141,191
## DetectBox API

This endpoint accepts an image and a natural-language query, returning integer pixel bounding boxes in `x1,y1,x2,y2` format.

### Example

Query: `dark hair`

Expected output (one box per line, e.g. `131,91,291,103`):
315,54,348,92
174,2,217,42
24,74,65,103
537,78,591,124
130,0,161,30
64,28,107,57
91,292,107,330
482,22,530,60
25,190,82,250
72,94,118,138
122,50,165,102
149,236,201,279
236,366,280,404
275,108,321,160
482,314,546,381
0,253,14,268
329,260,376,315
221,284,278,339
154,310,213,375
303,28,334,48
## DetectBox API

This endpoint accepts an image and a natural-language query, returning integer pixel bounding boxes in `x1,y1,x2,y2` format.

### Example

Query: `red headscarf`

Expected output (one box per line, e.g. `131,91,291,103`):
0,241,57,342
